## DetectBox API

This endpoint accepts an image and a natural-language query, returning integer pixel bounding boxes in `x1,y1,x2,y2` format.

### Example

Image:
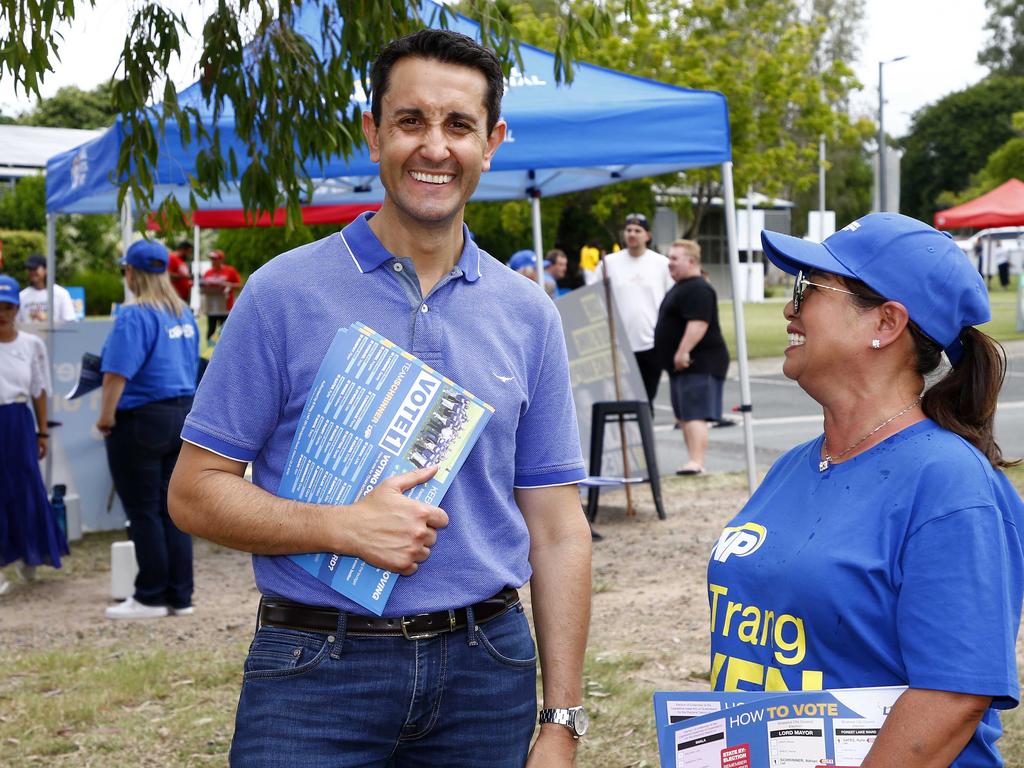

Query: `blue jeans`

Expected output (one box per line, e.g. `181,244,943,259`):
104,396,194,609
230,603,538,767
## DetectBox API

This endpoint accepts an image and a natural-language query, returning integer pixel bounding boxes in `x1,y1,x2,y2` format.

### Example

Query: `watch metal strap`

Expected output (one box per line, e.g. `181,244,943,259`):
539,708,573,727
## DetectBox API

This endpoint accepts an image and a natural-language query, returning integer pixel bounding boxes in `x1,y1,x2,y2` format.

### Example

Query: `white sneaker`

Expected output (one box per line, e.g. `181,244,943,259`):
15,562,37,582
169,606,194,616
0,572,11,596
105,597,169,620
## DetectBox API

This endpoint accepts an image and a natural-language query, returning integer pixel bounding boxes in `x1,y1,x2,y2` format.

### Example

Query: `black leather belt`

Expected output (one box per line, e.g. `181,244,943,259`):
258,587,520,640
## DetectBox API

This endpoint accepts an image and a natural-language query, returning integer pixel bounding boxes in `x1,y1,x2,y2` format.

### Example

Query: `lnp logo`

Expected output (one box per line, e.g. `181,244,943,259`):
70,147,89,190
711,523,767,563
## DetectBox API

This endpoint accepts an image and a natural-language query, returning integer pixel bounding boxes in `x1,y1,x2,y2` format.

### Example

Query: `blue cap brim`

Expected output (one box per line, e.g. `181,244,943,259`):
0,297,18,306
761,231,857,279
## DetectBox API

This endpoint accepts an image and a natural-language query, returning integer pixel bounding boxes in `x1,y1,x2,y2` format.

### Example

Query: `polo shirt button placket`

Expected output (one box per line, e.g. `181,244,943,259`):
393,263,404,273
420,304,428,314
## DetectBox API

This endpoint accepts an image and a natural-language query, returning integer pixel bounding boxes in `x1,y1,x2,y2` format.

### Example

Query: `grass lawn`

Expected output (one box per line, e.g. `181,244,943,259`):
720,279,1024,360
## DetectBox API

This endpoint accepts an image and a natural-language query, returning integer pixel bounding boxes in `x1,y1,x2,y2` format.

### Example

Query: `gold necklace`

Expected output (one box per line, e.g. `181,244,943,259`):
819,396,922,473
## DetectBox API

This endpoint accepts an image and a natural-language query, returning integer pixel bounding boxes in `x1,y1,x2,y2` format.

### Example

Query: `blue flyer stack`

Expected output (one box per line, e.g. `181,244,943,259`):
279,322,494,615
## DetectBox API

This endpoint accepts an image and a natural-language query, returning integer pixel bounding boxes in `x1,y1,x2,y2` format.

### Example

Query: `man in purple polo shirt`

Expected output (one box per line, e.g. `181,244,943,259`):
168,28,592,768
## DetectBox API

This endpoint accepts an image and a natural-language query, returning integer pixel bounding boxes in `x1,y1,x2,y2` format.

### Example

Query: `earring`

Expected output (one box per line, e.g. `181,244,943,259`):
871,339,881,349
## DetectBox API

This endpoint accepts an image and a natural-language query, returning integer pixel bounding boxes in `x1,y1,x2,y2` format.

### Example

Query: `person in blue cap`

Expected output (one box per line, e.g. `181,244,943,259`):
706,213,1024,766
98,240,199,620
0,274,68,595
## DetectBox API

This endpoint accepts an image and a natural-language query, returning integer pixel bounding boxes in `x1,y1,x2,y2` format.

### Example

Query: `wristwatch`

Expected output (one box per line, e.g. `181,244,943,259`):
538,706,589,739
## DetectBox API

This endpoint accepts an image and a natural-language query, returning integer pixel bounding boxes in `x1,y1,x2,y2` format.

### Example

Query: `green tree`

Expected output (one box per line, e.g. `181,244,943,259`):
505,0,863,239
791,116,875,234
978,0,1024,77
0,0,639,229
900,76,1024,222
947,111,1024,206
0,86,121,276
17,81,118,128
0,174,120,278
0,174,47,231
464,178,655,268
0,228,46,273
212,223,339,278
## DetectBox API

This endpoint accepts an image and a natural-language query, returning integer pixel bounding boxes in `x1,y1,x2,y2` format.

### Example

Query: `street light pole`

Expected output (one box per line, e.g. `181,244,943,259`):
878,55,908,212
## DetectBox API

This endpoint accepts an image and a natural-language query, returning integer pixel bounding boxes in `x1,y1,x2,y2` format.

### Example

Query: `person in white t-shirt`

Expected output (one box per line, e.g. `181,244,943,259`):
0,274,69,596
589,213,673,404
17,254,78,325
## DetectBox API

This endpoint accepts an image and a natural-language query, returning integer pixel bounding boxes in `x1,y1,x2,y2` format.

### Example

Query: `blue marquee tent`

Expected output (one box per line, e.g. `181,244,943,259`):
46,3,731,214
43,1,758,491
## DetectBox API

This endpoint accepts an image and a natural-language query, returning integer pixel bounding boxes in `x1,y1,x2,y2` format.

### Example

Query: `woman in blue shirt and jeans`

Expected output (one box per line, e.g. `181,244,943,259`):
98,239,199,620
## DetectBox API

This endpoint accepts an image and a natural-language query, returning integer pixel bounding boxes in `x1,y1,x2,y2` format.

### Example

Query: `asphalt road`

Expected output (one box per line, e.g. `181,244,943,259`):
647,341,1024,478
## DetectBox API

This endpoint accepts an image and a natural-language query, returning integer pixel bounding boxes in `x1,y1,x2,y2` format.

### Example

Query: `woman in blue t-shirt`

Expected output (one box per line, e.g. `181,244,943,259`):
707,214,1024,766
98,240,199,620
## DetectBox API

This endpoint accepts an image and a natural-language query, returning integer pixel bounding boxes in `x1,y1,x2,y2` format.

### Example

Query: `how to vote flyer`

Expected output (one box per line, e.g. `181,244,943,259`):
280,323,494,614
655,686,904,768
654,690,776,765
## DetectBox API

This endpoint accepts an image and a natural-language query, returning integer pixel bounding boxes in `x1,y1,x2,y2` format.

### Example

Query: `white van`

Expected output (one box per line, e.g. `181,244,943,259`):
954,227,1024,281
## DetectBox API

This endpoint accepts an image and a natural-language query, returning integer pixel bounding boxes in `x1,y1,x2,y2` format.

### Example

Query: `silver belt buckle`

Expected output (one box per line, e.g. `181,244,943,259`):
400,609,456,640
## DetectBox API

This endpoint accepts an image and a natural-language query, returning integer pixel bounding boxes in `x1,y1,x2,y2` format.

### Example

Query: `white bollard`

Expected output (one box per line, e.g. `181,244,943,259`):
64,493,83,542
111,541,138,600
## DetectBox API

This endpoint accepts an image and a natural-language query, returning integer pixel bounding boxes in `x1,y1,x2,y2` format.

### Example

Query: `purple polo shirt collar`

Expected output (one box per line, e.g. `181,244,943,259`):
341,212,482,282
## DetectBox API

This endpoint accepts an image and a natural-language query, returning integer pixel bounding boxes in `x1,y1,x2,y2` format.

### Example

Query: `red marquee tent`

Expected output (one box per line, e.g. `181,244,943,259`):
934,178,1024,229
147,203,381,231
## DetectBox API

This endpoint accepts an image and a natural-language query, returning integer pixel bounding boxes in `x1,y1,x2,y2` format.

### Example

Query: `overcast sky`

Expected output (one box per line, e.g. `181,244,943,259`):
0,0,993,140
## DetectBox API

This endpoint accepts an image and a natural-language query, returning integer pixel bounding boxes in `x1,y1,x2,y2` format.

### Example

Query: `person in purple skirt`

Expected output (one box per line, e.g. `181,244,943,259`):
0,274,68,595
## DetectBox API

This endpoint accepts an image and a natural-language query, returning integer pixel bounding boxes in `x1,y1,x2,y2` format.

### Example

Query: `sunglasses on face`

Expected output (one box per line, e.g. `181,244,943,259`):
791,270,863,315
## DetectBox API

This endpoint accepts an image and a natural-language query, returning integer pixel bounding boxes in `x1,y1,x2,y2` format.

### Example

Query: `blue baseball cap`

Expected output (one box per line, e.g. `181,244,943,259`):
0,275,20,306
120,239,169,273
761,213,989,363
507,249,538,271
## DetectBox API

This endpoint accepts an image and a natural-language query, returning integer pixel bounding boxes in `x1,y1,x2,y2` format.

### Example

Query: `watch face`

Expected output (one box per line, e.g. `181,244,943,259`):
573,707,589,736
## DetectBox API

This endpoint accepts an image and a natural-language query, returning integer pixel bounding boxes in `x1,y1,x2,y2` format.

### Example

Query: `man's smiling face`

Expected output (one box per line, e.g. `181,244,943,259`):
363,56,505,229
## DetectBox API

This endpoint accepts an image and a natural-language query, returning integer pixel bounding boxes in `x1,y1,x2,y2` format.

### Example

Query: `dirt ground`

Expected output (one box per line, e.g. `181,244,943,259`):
0,477,731,683
4,474,1023,766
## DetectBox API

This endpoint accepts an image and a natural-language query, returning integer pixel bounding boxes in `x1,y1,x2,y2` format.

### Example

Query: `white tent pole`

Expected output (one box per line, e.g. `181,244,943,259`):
45,214,56,337
44,213,57,490
120,197,133,251
120,198,134,302
818,133,827,219
191,223,202,313
745,185,754,263
530,193,544,287
723,162,757,493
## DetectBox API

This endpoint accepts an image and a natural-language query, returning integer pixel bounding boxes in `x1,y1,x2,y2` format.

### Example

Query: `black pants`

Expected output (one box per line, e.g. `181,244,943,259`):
207,314,227,341
105,396,194,609
634,348,662,405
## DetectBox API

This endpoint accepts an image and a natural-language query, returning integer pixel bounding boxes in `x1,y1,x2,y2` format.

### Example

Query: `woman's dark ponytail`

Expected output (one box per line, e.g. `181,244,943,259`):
842,274,1018,469
912,325,1019,469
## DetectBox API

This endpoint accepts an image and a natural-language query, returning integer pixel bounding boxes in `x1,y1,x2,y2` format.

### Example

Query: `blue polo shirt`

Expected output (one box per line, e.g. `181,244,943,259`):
182,213,585,616
100,303,199,410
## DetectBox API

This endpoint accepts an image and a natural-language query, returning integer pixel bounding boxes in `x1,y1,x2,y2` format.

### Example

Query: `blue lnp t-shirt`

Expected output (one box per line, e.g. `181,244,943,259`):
707,420,1024,766
100,303,199,410
182,213,586,616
